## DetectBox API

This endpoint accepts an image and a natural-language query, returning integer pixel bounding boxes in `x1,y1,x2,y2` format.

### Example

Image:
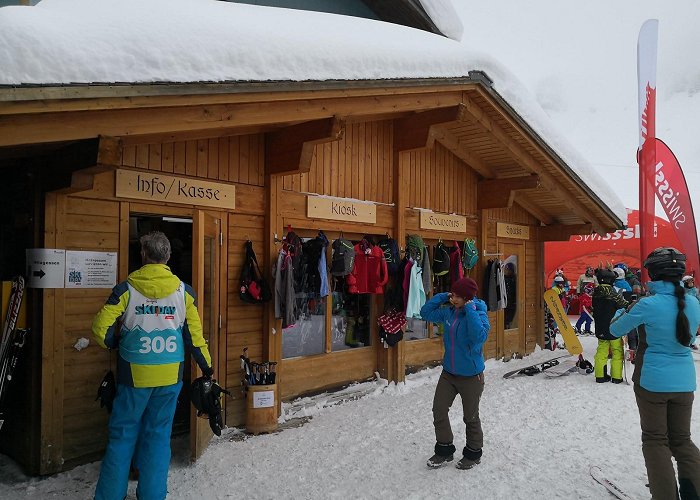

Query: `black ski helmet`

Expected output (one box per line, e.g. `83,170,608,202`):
191,376,230,436
643,247,686,281
595,268,616,286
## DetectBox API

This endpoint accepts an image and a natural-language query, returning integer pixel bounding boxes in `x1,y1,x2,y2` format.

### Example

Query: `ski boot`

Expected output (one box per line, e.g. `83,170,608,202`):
427,443,455,469
596,366,611,383
584,330,593,336
456,446,482,470
611,378,623,384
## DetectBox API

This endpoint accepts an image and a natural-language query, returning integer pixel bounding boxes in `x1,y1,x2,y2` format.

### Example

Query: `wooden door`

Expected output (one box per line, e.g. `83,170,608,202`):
497,242,526,359
190,210,222,461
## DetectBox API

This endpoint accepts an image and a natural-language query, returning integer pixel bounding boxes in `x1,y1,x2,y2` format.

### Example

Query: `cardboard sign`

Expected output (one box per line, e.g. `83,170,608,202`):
307,196,376,224
497,222,530,240
116,169,235,209
419,211,466,233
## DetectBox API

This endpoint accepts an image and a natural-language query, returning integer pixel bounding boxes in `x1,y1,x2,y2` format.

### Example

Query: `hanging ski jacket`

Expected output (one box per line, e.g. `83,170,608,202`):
402,258,414,313
592,284,628,340
610,280,700,392
405,261,426,319
274,250,296,327
420,247,432,294
92,264,212,388
420,292,490,376
449,243,464,284
347,240,388,294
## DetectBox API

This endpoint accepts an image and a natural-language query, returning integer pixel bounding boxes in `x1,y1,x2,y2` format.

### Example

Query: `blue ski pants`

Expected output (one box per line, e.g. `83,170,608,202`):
95,381,182,500
575,311,592,332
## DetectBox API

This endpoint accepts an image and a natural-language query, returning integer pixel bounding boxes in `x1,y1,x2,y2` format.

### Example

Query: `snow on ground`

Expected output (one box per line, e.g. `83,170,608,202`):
2,329,698,499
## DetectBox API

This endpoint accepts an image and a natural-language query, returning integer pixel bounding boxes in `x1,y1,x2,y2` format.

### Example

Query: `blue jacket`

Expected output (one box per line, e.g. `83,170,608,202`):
610,280,700,392
613,278,632,293
420,293,490,376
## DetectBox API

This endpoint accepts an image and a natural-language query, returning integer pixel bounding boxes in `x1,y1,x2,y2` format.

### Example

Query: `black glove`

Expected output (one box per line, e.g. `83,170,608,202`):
96,370,117,413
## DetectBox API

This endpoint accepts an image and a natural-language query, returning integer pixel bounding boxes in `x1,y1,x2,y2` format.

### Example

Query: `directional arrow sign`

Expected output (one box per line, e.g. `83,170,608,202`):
25,249,65,288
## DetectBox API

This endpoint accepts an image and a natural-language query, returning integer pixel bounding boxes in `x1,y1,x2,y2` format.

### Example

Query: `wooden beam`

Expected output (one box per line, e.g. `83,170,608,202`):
265,117,344,175
461,94,596,224
0,91,463,147
536,224,593,242
477,174,539,209
512,196,554,225
393,104,467,151
96,135,122,166
429,128,496,178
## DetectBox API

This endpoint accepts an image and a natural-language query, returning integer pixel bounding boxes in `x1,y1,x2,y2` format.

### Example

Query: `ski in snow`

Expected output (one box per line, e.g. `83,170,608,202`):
590,466,636,500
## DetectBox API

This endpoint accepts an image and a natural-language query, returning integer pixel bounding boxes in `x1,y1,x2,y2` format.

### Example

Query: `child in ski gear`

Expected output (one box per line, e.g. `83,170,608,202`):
613,267,632,294
610,247,700,500
92,232,213,500
576,266,598,293
420,278,490,470
592,268,628,383
574,282,594,334
552,276,568,310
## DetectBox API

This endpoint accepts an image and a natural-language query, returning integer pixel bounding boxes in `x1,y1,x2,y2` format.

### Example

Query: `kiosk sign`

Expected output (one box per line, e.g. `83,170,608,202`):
307,196,376,224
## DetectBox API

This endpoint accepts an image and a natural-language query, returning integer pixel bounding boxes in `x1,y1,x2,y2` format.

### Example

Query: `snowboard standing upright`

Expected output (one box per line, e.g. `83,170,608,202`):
543,288,583,356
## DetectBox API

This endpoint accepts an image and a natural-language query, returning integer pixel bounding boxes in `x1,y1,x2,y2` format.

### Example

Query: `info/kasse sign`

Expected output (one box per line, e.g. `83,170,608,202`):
497,222,530,240
116,169,235,209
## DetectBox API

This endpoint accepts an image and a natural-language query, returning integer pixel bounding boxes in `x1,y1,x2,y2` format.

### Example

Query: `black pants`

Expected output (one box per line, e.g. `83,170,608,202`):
432,370,484,451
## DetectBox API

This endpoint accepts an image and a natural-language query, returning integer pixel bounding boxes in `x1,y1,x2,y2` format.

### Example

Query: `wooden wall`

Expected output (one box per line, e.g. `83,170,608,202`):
282,120,393,203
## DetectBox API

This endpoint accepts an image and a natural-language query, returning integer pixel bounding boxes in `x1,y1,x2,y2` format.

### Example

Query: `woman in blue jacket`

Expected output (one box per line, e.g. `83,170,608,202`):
420,277,490,470
610,247,700,499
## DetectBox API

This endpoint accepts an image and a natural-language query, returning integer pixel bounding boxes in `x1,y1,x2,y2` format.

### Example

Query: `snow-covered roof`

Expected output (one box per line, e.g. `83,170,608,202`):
0,0,625,223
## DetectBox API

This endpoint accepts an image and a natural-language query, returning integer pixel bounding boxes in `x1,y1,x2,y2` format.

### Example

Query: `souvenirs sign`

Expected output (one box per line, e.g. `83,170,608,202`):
497,222,530,240
116,169,235,209
307,196,376,224
419,211,467,233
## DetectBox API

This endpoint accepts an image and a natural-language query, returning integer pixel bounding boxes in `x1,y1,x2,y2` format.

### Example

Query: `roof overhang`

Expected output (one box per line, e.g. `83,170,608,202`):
0,75,623,234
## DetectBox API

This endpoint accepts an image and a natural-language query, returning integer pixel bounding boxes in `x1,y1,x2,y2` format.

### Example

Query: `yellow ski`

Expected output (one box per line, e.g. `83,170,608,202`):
543,288,583,356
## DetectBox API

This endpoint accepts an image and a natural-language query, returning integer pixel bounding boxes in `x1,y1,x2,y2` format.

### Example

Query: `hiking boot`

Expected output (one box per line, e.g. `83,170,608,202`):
456,456,481,470
456,446,482,470
427,453,454,468
596,375,611,383
427,443,456,469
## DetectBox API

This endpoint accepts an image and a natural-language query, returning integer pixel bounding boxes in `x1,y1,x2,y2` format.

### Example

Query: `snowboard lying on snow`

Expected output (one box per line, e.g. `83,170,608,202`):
502,354,572,379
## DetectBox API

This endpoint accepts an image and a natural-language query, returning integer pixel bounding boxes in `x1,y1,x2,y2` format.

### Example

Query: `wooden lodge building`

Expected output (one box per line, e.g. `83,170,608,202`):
0,0,624,475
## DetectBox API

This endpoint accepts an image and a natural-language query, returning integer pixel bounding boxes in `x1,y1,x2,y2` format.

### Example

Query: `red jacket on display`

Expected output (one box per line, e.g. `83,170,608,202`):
347,241,388,294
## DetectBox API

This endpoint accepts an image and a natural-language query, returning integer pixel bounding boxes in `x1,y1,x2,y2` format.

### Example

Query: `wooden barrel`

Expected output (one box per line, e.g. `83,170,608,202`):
245,384,278,435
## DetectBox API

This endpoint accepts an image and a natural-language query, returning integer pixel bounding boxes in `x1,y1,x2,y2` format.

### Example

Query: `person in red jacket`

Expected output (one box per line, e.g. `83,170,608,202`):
347,238,388,294
574,282,594,335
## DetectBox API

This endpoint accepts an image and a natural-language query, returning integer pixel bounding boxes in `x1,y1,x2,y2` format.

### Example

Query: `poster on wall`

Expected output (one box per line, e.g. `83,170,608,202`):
64,251,117,289
25,248,66,288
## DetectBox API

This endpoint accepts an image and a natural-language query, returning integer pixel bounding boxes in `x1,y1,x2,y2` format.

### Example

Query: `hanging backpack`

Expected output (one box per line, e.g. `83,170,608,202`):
462,238,479,271
406,234,426,262
239,241,272,304
330,237,355,277
378,237,400,275
433,241,450,276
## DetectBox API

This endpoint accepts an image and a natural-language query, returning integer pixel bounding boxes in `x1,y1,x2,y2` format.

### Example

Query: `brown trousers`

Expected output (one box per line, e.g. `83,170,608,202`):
432,370,484,450
635,385,700,499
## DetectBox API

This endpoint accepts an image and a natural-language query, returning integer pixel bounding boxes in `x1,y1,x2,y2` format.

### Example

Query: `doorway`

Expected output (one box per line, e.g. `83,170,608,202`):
128,214,194,435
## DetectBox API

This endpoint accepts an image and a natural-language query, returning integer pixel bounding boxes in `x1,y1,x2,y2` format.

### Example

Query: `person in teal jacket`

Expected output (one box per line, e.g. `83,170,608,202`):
420,277,490,471
92,231,213,500
610,247,700,499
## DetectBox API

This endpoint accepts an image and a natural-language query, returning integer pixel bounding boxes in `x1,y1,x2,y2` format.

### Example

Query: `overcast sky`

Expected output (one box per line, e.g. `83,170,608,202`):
455,0,700,221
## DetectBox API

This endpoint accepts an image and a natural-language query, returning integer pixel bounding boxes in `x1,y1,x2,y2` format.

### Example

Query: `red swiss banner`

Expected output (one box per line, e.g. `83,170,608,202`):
654,138,700,275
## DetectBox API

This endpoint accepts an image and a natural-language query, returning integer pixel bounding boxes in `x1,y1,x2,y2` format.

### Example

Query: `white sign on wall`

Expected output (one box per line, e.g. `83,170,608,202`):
65,251,118,289
252,390,275,409
26,249,66,288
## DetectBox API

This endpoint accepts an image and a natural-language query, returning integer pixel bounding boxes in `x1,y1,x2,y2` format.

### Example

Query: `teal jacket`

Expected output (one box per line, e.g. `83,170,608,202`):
420,293,490,376
610,280,700,392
